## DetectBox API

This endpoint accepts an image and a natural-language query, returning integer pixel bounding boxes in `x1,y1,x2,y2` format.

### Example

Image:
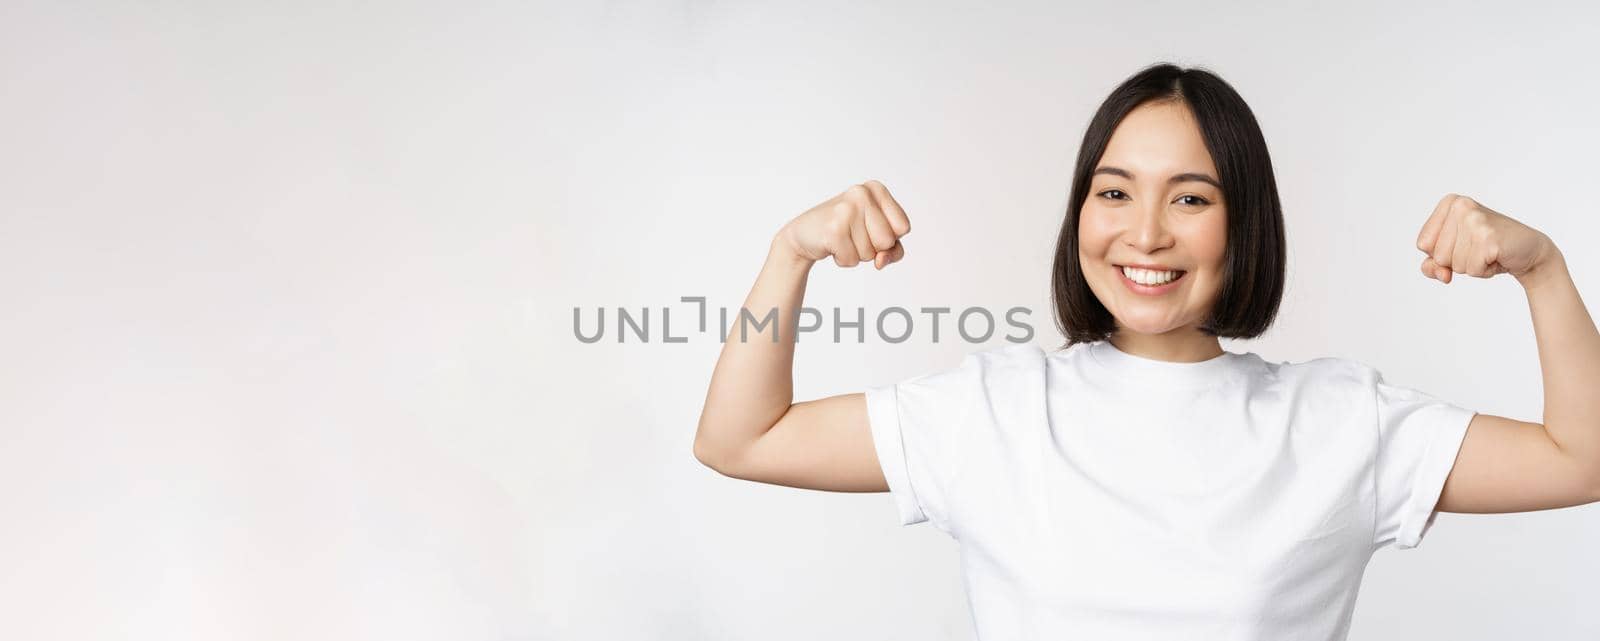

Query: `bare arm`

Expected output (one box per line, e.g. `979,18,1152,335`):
692,181,910,492
1413,194,1600,513
1518,249,1600,503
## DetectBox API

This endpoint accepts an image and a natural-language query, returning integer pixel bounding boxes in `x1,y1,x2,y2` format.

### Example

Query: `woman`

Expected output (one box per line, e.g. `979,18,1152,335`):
691,63,1599,639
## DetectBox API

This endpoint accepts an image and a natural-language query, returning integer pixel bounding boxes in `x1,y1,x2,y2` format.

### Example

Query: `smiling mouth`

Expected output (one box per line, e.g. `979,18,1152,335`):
1114,264,1187,287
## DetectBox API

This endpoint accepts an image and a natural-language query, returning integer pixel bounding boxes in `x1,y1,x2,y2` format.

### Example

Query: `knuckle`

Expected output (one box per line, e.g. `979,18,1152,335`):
889,214,910,236
846,184,871,200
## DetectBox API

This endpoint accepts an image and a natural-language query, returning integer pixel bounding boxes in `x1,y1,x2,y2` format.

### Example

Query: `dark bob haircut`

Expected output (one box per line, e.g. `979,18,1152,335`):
1051,62,1286,348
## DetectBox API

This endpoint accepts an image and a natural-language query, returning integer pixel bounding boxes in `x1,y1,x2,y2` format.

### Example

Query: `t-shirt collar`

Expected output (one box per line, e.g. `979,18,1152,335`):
1086,339,1245,390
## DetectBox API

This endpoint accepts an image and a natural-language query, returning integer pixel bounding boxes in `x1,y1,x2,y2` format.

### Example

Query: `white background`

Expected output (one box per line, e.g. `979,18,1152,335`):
2,1,1598,639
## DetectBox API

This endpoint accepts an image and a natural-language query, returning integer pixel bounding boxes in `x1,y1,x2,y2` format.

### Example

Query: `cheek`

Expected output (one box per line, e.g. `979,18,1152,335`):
1193,219,1229,301
1077,206,1116,251
1194,212,1228,265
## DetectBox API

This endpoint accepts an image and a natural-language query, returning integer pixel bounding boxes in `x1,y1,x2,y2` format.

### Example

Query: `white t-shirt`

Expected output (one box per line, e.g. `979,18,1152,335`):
864,340,1477,640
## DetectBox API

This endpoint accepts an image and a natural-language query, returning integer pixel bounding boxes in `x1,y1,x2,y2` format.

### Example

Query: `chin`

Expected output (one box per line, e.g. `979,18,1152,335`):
1114,317,1185,336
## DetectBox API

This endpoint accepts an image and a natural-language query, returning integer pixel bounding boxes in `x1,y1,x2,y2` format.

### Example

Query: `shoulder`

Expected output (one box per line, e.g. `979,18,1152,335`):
1258,352,1378,385
1251,353,1385,410
966,342,1047,370
892,342,1045,393
903,342,1047,398
1241,354,1392,437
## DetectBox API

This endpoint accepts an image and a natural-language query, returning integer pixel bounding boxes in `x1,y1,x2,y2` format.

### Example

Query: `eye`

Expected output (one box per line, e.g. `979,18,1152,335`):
1175,194,1211,207
1097,189,1129,201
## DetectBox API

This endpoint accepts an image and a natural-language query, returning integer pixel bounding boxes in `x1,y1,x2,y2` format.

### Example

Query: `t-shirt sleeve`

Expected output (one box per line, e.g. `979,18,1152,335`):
1370,368,1478,550
862,350,987,533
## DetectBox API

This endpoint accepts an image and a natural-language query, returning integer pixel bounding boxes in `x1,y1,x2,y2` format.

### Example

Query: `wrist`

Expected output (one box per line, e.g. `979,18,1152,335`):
769,227,816,273
1516,241,1568,291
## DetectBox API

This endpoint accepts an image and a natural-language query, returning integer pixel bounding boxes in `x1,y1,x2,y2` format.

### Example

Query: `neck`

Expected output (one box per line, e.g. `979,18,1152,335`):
1108,328,1224,363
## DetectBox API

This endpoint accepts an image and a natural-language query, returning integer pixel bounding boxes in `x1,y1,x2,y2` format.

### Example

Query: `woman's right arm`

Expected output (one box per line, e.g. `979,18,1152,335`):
691,180,911,492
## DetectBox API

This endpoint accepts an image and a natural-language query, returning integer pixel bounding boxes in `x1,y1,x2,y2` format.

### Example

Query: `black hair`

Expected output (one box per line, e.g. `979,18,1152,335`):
1050,62,1286,347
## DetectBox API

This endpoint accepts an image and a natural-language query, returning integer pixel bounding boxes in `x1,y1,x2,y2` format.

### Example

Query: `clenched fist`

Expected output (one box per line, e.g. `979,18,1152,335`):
778,180,911,270
1416,193,1556,285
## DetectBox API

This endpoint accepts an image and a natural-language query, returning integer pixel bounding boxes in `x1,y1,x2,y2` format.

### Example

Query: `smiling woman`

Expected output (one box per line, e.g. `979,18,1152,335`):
693,61,1599,641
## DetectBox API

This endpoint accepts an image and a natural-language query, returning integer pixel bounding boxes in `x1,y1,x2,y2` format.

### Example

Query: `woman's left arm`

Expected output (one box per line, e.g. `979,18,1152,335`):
1417,193,1600,513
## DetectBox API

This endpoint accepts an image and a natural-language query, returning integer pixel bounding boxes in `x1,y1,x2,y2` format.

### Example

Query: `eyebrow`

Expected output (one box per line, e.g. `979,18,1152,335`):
1093,166,1221,190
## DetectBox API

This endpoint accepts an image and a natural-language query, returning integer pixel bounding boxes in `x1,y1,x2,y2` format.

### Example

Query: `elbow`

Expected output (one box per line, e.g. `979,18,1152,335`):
693,430,736,476
693,436,723,472
693,434,751,480
692,414,721,471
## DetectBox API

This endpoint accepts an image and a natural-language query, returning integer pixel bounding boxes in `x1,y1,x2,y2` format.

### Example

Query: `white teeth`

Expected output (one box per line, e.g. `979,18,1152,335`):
1121,265,1180,286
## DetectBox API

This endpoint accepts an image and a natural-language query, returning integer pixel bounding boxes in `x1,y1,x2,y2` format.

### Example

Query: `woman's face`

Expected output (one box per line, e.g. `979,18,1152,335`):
1078,99,1228,337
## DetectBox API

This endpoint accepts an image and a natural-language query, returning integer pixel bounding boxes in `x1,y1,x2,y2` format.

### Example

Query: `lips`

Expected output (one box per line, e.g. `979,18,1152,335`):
1116,264,1186,293
1114,263,1185,273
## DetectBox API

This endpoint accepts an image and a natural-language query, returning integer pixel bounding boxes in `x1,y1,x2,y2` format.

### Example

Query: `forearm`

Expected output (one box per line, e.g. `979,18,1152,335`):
1518,247,1600,474
692,231,815,463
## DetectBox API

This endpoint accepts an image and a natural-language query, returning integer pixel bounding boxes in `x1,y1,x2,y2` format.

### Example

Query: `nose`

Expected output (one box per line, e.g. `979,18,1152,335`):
1124,200,1174,254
